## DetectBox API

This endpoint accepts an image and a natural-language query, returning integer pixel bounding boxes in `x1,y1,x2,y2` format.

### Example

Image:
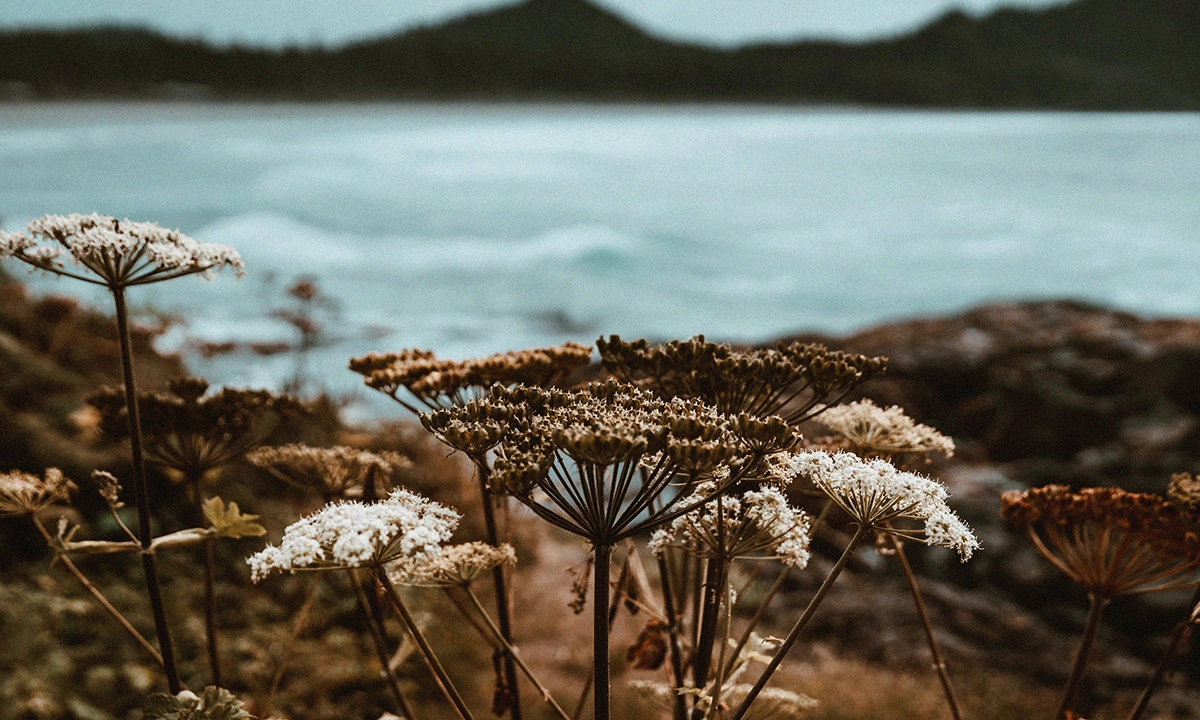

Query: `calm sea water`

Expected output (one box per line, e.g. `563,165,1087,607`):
1,103,1198,412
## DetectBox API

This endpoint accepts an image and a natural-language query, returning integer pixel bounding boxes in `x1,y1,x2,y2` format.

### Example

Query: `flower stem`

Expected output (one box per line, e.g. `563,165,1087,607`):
349,570,417,719
593,542,613,720
31,516,163,666
463,586,573,720
474,460,523,720
729,524,867,720
691,557,729,719
377,568,476,720
111,284,182,693
1125,584,1200,720
657,555,689,720
189,474,222,688
1057,593,1109,720
891,534,964,720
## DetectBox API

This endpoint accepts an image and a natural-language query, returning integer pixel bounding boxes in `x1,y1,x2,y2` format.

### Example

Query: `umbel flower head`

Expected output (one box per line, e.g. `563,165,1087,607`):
0,468,76,516
349,342,592,413
246,444,411,500
88,378,302,481
246,488,458,582
790,451,979,560
388,541,516,587
0,213,243,287
1001,484,1200,597
649,484,811,568
815,399,955,459
597,335,886,423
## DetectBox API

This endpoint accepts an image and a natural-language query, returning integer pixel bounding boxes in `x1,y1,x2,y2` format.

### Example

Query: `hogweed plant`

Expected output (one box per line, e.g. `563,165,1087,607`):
351,341,592,720
89,377,301,686
1,213,242,693
1002,484,1200,719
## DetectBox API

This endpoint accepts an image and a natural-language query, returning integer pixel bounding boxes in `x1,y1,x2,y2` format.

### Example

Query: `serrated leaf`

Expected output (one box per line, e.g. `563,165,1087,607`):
142,687,253,720
203,496,267,539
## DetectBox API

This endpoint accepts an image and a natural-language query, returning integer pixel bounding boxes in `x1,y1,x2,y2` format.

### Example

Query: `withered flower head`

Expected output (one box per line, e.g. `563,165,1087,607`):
1168,473,1200,514
816,399,954,459
0,213,242,287
0,468,76,516
649,484,811,568
88,378,303,480
455,380,784,544
791,451,979,560
598,334,885,423
247,444,411,500
349,342,592,412
1001,484,1200,596
387,541,516,587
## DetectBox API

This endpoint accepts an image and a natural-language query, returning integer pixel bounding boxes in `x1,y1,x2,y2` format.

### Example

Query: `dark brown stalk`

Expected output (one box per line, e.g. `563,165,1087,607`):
377,568,476,720
1125,583,1200,720
593,542,613,720
474,460,523,720
729,525,868,720
690,556,729,719
188,473,222,687
657,555,689,720
891,534,964,720
1057,593,1110,720
112,285,182,693
349,570,416,719
31,516,164,666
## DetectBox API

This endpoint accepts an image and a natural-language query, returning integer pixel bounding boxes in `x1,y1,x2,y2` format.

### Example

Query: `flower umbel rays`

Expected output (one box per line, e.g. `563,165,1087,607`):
0,468,76,516
790,451,979,560
649,484,811,568
0,213,243,287
1001,484,1200,597
247,488,459,582
815,399,955,459
247,444,411,500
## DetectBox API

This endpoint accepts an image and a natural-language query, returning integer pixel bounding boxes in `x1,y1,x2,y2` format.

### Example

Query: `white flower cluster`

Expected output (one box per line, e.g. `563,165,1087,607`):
246,488,459,581
817,399,955,457
649,484,811,568
0,213,242,286
790,451,979,560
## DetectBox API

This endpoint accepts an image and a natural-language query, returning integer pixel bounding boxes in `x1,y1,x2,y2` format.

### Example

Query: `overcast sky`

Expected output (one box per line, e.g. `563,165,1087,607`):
0,0,1069,47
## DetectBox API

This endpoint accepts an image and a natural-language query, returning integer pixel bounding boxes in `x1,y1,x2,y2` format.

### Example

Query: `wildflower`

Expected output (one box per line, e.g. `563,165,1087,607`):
349,342,592,412
1167,472,1200,514
815,399,955,459
246,488,458,582
246,444,410,499
89,378,302,482
790,451,979,560
0,213,242,286
388,541,516,587
1000,485,1200,596
649,484,811,568
0,468,76,516
598,334,886,422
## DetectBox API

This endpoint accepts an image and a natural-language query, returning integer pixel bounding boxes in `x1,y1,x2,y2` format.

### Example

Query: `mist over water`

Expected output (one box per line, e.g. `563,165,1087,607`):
2,103,1198,411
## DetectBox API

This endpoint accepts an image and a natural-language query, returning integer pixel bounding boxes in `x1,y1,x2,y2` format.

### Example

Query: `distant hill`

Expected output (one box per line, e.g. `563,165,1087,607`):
1,0,1197,108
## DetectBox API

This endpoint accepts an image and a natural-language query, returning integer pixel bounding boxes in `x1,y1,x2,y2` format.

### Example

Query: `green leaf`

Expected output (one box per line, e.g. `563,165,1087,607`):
203,496,267,539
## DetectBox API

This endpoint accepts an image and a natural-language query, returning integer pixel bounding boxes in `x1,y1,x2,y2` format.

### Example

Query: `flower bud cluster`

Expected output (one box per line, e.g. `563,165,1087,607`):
816,399,955,458
247,444,411,499
0,467,76,516
388,541,516,587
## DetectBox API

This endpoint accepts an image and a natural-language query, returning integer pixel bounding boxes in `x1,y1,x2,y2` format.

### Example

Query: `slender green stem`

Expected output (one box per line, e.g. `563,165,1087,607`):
1125,584,1200,720
349,570,416,719
462,586,573,720
474,460,523,720
112,284,181,693
377,569,476,720
32,516,164,666
1057,593,1110,720
729,525,868,720
891,534,963,720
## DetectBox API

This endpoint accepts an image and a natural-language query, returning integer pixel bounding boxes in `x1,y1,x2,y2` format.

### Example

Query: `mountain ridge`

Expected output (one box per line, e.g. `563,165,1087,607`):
1,0,1197,108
